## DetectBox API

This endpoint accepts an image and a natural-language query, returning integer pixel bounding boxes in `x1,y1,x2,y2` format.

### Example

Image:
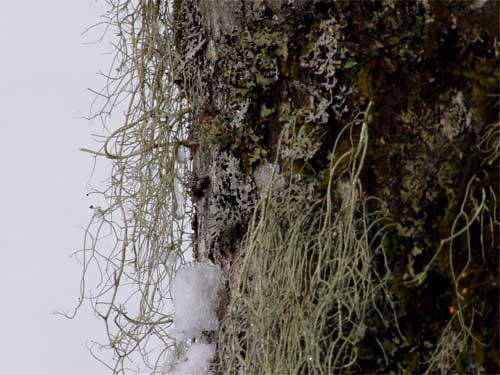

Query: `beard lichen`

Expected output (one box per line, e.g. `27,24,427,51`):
217,103,401,374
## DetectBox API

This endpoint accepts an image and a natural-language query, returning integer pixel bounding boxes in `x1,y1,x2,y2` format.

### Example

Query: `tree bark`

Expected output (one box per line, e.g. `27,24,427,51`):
174,0,499,373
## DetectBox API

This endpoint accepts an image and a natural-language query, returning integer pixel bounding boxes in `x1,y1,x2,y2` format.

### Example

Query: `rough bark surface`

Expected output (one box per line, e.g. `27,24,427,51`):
174,0,499,373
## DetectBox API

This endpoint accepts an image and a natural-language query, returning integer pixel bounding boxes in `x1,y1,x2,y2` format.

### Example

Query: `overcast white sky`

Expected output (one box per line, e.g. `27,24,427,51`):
0,1,118,374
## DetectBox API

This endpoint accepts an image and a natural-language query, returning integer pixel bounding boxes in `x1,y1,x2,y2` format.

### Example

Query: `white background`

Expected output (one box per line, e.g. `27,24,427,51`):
0,1,117,373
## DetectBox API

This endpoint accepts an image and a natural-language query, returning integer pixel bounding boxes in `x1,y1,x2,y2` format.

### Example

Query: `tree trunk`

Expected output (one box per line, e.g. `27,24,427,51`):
174,0,499,373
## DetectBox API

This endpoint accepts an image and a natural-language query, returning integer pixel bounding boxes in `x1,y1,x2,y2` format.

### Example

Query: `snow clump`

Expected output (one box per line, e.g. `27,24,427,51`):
171,262,225,340
163,341,216,375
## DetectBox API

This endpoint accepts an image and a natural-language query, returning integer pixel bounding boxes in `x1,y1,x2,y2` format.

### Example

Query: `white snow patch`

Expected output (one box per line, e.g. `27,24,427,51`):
164,341,216,375
171,262,225,339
